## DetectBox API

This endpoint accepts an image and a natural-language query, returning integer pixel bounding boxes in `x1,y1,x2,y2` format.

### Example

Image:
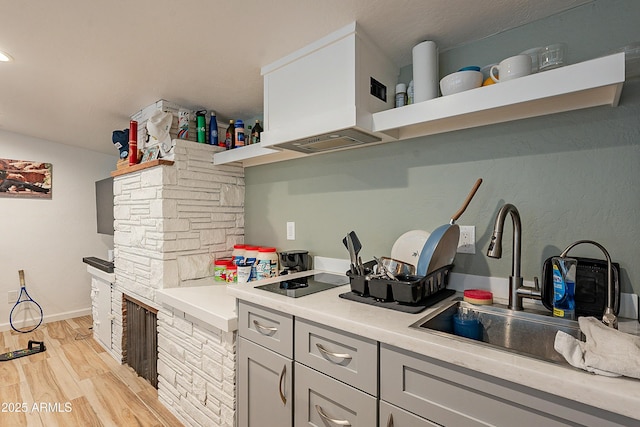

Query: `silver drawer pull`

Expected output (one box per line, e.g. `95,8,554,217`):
278,364,287,405
315,404,351,426
387,413,394,427
253,319,278,335
316,343,352,361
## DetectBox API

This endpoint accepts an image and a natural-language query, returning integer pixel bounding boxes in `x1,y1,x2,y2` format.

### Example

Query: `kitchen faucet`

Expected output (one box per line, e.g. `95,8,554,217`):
487,203,541,310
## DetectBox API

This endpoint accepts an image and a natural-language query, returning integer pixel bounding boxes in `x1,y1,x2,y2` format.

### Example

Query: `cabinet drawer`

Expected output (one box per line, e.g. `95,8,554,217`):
379,400,439,427
238,301,293,358
294,362,377,427
295,318,377,395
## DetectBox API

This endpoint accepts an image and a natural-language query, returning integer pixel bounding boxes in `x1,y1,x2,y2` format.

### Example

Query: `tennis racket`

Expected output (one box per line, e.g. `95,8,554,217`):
9,270,43,333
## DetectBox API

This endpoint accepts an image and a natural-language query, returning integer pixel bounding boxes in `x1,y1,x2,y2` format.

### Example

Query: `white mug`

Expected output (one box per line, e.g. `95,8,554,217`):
490,54,532,83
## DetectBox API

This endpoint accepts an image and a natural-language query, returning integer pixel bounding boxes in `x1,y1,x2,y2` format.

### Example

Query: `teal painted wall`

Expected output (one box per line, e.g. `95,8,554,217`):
245,0,640,294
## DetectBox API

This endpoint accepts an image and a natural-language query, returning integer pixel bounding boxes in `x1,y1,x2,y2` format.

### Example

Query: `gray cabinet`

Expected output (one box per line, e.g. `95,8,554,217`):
294,362,377,426
238,301,379,426
295,318,377,395
380,343,637,427
238,298,637,427
238,301,294,427
238,337,292,427
238,300,293,357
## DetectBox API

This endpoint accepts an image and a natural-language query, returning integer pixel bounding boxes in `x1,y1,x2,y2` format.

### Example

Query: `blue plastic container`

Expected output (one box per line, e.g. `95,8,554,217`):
453,314,482,341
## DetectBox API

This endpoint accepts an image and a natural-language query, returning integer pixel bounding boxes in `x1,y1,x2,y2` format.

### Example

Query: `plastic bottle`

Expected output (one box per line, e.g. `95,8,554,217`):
235,120,245,147
395,83,407,108
256,247,278,280
407,80,414,105
209,111,219,146
252,120,263,144
232,244,246,265
129,120,138,165
243,246,259,280
225,120,235,150
246,125,252,145
196,111,206,143
178,109,189,139
552,257,576,320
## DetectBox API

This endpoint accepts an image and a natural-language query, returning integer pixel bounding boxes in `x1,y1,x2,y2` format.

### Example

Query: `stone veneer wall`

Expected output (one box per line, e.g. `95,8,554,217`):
158,307,236,427
112,139,243,426
113,140,244,303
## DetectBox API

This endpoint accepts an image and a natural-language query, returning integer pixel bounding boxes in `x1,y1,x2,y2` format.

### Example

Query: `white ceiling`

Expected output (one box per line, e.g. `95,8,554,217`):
0,0,590,156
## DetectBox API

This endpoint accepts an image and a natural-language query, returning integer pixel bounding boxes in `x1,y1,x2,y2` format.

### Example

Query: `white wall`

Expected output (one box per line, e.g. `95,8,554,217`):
0,130,117,331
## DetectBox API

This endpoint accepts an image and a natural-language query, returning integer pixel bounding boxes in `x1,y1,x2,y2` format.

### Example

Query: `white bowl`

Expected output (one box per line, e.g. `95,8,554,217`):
439,70,483,96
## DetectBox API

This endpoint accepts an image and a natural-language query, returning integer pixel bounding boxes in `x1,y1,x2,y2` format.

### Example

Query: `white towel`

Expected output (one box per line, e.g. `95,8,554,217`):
554,316,640,379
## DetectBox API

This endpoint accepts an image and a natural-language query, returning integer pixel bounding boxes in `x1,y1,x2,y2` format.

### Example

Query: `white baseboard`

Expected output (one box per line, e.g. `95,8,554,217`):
0,307,92,333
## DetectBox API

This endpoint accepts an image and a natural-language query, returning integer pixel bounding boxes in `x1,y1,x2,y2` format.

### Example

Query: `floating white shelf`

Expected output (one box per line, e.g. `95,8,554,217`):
213,53,624,167
372,53,625,140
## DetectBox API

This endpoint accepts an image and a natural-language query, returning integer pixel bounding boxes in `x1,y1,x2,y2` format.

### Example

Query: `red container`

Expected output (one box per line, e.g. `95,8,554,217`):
129,120,138,165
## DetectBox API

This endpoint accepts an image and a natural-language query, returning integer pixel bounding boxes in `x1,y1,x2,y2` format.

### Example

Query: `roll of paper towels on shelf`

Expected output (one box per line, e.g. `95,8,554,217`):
412,40,438,102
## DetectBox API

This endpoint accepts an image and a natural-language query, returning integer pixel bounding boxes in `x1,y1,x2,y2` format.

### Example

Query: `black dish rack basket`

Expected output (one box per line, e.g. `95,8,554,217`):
347,262,453,304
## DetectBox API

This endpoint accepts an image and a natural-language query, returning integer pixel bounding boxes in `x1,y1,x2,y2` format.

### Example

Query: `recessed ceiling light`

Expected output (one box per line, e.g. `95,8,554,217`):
0,50,13,62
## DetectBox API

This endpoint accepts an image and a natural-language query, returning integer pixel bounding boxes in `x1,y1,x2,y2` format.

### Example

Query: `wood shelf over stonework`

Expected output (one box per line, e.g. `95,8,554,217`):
110,159,174,177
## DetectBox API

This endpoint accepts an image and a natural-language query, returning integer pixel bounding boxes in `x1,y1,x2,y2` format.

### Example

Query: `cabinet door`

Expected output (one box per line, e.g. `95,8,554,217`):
238,300,293,357
238,337,292,427
379,400,440,427
295,362,376,426
93,277,112,349
295,318,377,395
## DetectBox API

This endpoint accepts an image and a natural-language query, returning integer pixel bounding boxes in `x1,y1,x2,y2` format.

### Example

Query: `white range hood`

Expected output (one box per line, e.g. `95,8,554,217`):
260,22,399,154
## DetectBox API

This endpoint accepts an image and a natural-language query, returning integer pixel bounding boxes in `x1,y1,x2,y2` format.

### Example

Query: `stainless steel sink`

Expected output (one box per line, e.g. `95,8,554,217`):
411,298,584,364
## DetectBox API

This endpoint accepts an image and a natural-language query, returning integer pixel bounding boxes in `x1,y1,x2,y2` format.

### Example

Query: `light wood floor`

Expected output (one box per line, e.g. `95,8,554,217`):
0,316,183,427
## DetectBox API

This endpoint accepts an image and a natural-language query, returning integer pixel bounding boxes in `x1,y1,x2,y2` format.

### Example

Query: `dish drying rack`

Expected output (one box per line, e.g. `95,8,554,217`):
340,262,455,314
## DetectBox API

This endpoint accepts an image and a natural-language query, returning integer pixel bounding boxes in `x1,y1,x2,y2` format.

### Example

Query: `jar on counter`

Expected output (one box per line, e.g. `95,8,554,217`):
226,264,237,283
256,247,278,280
214,259,231,282
243,246,260,280
232,244,246,265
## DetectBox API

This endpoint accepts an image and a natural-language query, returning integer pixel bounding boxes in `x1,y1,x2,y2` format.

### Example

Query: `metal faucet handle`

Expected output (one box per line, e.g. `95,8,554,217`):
602,308,618,329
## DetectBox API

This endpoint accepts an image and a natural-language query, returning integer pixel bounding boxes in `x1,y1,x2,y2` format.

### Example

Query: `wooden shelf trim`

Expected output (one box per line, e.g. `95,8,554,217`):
110,159,174,177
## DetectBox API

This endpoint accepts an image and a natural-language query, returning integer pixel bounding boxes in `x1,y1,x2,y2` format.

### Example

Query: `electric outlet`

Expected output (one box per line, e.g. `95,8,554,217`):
286,221,296,240
8,290,18,304
457,225,476,254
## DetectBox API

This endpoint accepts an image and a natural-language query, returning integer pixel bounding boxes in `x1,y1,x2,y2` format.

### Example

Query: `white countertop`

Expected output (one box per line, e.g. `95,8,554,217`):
227,269,640,422
86,265,115,283
156,284,237,332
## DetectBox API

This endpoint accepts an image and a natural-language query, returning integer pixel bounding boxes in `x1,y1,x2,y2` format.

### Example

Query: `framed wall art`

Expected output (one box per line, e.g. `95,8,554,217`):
0,158,52,199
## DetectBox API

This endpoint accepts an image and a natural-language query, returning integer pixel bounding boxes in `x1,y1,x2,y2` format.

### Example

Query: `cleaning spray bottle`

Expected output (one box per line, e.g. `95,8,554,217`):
552,257,576,320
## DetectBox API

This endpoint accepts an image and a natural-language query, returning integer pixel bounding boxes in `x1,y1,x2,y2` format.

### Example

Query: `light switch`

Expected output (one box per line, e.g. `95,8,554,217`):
287,222,295,240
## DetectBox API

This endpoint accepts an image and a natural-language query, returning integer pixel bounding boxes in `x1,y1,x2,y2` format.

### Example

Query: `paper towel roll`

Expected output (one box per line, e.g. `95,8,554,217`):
412,41,438,102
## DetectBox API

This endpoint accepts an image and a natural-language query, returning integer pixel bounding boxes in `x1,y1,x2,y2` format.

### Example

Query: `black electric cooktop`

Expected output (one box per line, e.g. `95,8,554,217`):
255,272,349,298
